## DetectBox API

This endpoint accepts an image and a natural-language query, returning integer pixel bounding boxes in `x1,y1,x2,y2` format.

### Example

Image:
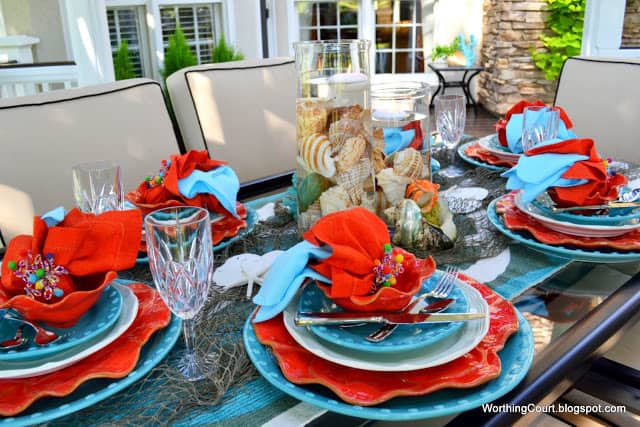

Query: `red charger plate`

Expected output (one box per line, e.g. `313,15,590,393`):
253,275,519,406
464,143,517,168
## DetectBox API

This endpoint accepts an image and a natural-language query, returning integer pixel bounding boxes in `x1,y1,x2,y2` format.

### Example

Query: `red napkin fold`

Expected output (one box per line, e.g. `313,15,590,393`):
0,209,141,327
527,138,627,206
303,208,388,298
125,150,247,244
495,100,573,147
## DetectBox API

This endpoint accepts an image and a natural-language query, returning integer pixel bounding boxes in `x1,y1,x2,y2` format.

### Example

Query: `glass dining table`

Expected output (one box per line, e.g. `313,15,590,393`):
5,136,639,427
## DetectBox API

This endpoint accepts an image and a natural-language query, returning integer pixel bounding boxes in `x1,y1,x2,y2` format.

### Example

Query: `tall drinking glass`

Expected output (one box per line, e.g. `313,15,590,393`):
72,160,123,214
521,106,560,153
145,206,214,381
434,94,466,178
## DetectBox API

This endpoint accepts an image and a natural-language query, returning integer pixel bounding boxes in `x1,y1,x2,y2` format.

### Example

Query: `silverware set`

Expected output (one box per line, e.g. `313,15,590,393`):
0,310,59,350
295,266,479,342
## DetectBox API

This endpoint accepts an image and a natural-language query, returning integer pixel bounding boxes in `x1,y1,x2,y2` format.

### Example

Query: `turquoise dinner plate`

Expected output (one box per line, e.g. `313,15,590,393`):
299,272,469,354
0,285,122,363
244,310,534,421
136,206,257,263
488,198,640,263
0,280,181,427
457,141,507,172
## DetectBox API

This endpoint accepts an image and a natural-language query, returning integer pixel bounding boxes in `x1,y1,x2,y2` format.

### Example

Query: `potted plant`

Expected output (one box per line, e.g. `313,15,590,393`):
430,39,460,64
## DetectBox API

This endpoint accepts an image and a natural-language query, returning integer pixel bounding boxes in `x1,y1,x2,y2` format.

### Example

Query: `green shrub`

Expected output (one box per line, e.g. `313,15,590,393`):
531,0,586,81
161,25,197,81
212,35,244,63
113,41,136,80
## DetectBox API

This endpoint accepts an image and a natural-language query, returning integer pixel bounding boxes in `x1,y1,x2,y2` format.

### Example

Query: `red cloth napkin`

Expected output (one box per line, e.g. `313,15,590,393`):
0,209,142,327
303,208,388,298
495,100,573,147
527,138,627,207
125,150,247,245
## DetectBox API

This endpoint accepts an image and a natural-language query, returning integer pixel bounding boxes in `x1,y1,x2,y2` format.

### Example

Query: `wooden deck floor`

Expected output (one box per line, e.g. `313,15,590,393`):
428,105,498,138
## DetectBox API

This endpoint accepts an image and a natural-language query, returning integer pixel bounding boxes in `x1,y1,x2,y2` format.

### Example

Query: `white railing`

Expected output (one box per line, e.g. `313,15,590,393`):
0,62,79,98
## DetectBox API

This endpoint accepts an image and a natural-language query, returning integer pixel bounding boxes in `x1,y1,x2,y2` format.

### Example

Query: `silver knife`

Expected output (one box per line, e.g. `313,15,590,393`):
294,312,485,327
550,201,640,212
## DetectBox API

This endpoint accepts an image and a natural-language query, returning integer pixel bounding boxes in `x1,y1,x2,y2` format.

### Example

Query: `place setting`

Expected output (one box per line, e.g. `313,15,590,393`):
244,208,534,420
0,204,181,425
487,135,640,263
460,100,575,171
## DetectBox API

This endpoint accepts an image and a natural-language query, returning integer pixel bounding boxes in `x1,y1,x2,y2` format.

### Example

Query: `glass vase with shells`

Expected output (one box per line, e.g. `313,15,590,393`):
294,39,375,233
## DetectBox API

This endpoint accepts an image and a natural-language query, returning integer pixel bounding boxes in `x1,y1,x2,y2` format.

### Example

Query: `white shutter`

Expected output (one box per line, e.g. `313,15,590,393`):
106,7,146,77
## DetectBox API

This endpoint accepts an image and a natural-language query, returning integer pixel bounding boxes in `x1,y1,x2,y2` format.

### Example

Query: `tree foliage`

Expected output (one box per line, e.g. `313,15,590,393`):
211,35,244,63
161,25,197,81
113,41,136,80
531,0,586,81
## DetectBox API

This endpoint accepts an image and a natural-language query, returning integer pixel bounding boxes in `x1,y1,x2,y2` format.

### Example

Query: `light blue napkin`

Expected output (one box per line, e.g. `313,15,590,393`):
502,149,588,204
253,240,331,322
383,128,415,155
177,165,239,217
41,206,65,227
506,112,576,154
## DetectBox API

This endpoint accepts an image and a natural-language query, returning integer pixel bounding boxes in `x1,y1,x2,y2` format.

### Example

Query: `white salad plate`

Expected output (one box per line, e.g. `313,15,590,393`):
282,279,489,372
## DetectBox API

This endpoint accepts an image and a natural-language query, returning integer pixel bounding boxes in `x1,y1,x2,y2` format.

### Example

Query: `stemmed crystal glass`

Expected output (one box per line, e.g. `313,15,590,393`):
145,206,214,381
435,94,467,178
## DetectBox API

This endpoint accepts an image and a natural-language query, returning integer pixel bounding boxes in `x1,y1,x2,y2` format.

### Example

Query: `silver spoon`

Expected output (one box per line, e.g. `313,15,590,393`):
4,314,59,345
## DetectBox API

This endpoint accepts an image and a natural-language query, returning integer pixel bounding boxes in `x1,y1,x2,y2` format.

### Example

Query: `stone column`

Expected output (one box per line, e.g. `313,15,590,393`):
478,0,555,115
622,0,640,47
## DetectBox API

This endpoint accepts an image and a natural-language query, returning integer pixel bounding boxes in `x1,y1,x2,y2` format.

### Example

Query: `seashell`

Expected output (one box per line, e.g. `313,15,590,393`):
335,158,373,205
377,168,411,206
299,200,322,231
406,180,440,213
296,99,328,140
393,148,426,179
371,128,386,173
319,185,351,216
327,104,364,127
299,133,336,178
390,199,455,251
328,118,363,155
335,134,367,173
297,172,333,213
360,191,384,216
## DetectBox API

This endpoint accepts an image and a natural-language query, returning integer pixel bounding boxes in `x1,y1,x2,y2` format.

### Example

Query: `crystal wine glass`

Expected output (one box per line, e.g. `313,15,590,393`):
145,206,214,381
435,94,467,178
72,160,123,214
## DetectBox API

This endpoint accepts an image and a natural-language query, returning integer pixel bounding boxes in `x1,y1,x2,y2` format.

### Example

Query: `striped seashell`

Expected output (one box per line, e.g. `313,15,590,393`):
328,118,363,155
377,168,411,206
335,134,368,173
406,179,440,212
319,185,352,216
299,133,336,178
393,148,426,179
335,157,373,205
296,99,328,140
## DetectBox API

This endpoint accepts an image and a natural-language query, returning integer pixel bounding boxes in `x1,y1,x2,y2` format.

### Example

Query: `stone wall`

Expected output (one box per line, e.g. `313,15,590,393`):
478,0,555,115
622,0,640,47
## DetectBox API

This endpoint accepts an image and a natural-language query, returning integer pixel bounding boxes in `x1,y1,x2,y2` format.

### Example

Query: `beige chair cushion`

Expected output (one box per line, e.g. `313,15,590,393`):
0,184,34,242
166,58,296,183
554,56,640,162
0,78,181,214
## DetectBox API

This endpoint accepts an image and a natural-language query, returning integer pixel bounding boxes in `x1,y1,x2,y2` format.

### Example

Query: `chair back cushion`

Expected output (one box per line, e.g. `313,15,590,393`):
555,56,640,162
167,58,296,183
0,78,180,214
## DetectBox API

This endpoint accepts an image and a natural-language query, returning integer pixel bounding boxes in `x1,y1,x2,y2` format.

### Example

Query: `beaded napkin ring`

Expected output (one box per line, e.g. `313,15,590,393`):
145,159,171,188
372,243,404,291
6,251,68,301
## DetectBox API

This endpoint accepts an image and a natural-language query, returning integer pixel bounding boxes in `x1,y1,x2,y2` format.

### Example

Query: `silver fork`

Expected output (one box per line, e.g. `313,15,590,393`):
365,266,459,342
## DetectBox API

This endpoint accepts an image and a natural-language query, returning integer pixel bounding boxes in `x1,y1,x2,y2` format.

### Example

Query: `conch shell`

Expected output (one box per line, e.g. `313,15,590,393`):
299,133,336,178
296,99,327,140
386,199,455,251
335,158,373,205
335,134,367,173
319,185,351,216
393,148,426,179
377,168,411,206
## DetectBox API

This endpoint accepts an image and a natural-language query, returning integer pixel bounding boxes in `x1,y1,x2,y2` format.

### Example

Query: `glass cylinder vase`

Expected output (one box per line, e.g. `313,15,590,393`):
294,39,375,233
